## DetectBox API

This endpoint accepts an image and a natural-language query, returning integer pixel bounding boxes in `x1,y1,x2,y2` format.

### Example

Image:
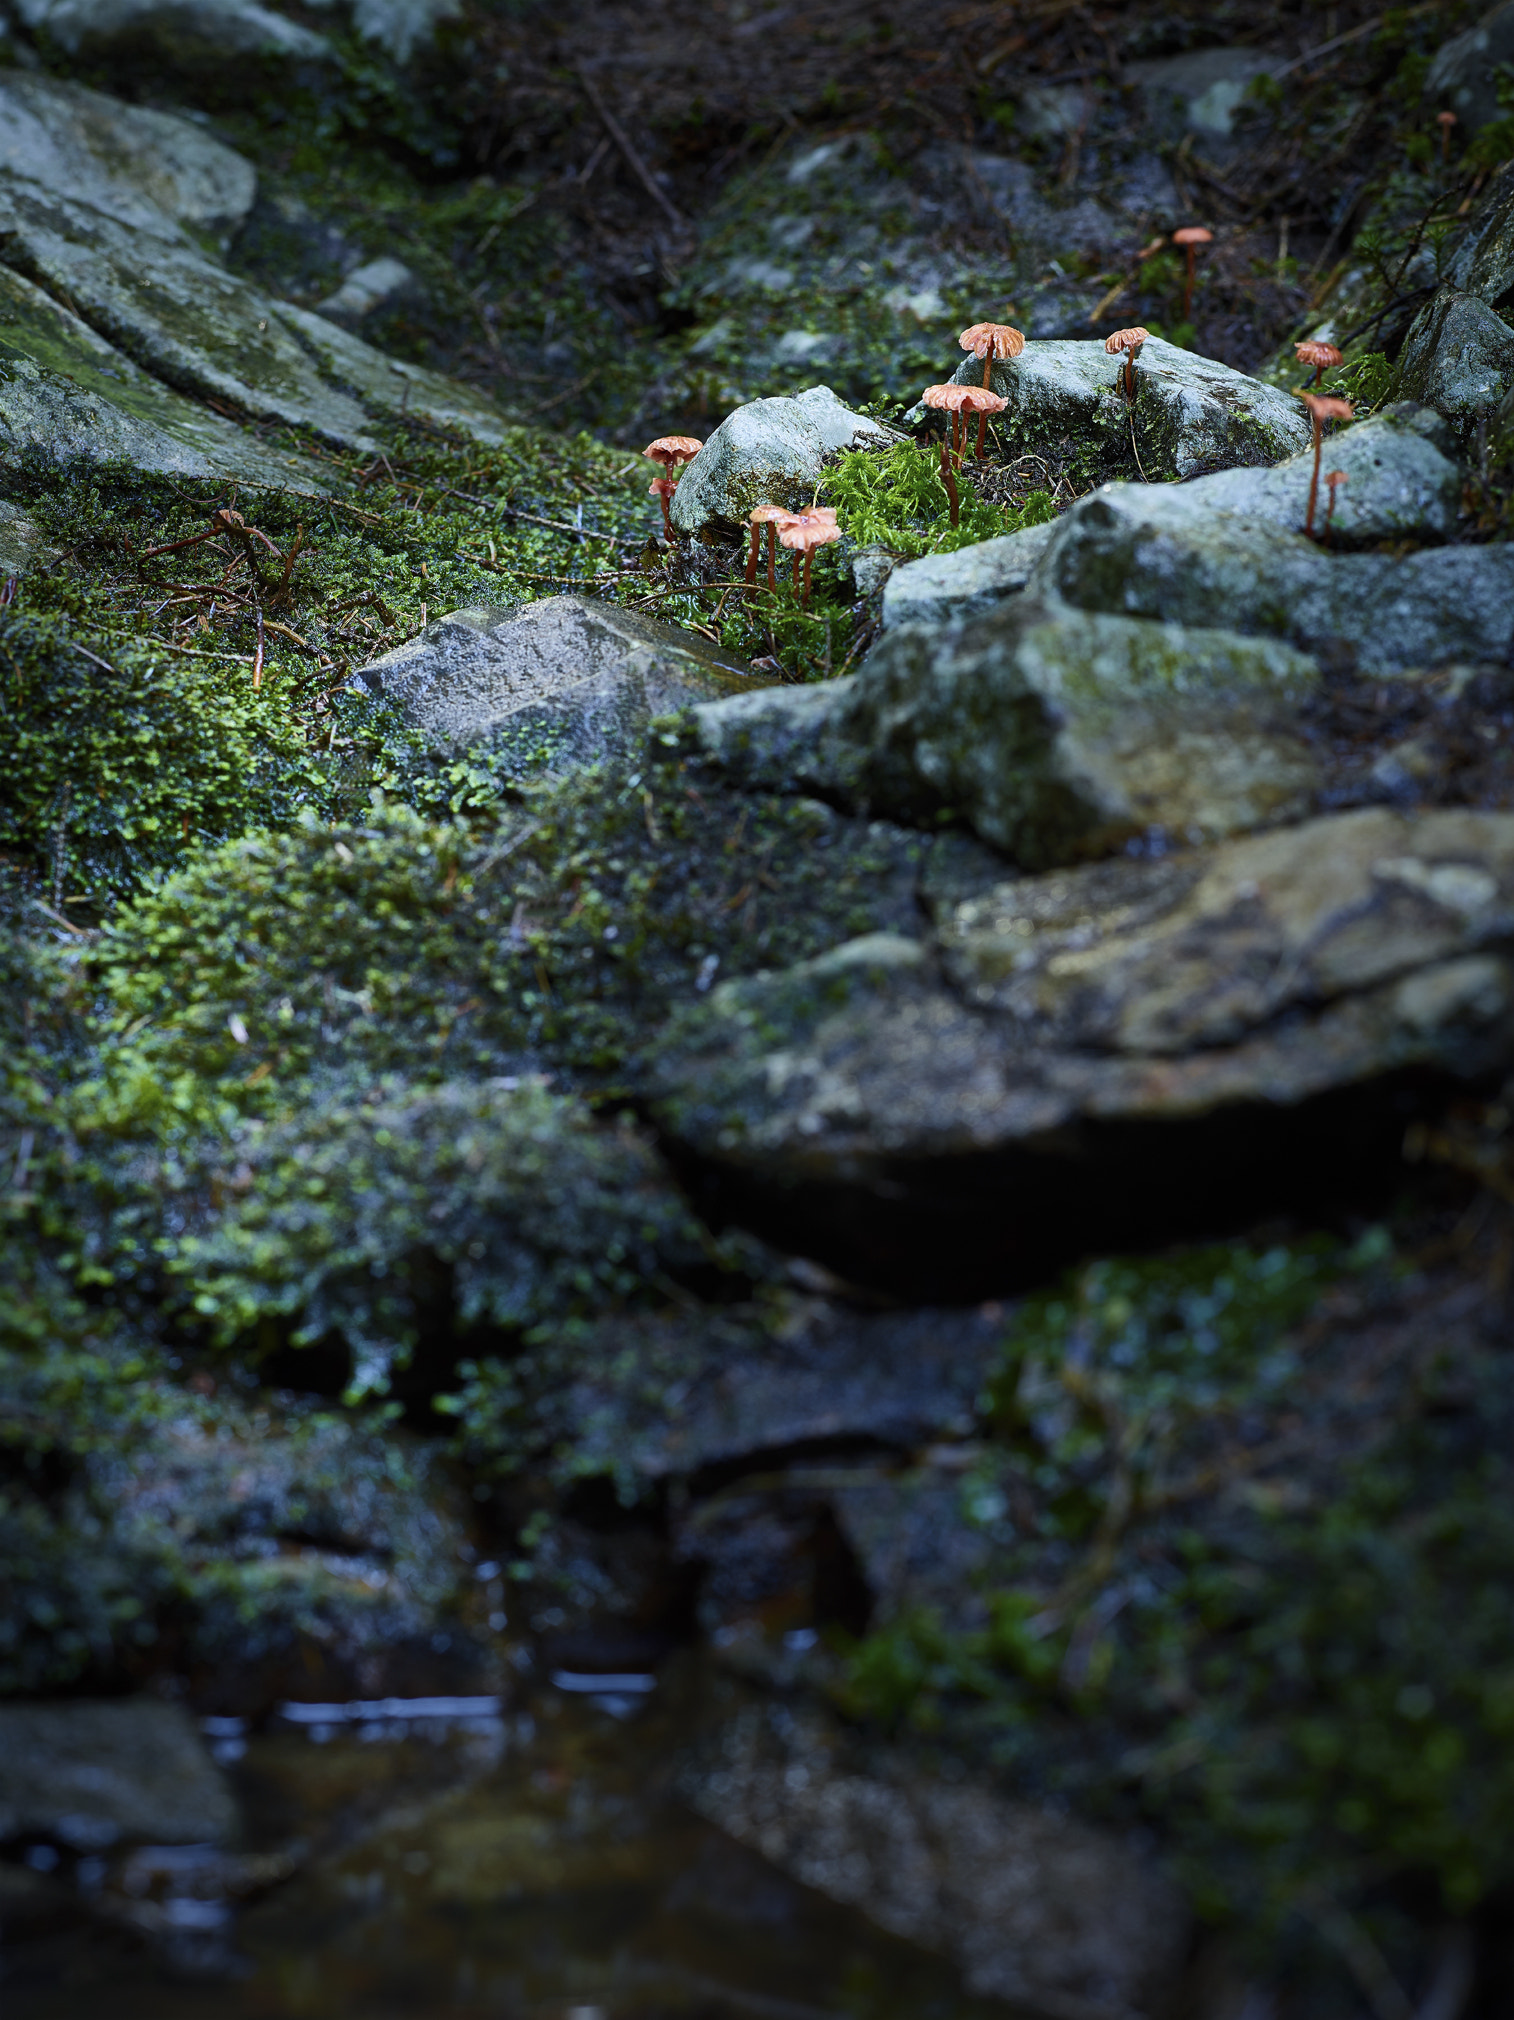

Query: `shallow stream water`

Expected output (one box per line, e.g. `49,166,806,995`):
6,1662,1017,2020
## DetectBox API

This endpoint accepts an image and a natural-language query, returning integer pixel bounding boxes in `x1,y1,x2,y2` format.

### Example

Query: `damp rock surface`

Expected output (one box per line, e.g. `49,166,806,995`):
352,594,771,762
880,519,1058,628
670,385,902,534
0,1699,239,1848
1396,291,1514,441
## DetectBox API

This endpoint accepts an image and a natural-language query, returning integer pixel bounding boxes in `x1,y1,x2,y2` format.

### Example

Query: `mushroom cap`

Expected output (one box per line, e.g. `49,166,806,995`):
1324,469,1349,485
648,475,678,496
1295,340,1343,369
958,321,1025,362
922,383,979,412
777,507,841,553
1300,394,1354,424
1437,109,1459,126
643,434,704,468
1172,226,1213,246
748,502,797,526
956,387,1008,414
1104,325,1151,356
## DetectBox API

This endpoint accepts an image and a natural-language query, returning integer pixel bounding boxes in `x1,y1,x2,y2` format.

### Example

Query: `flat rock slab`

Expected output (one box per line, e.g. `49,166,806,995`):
13,0,334,78
948,334,1310,480
684,1706,1189,2020
671,384,901,534
0,263,328,489
273,300,511,445
0,69,257,246
880,520,1058,628
696,594,1319,866
352,594,772,763
0,1699,238,1848
648,808,1514,1195
1036,485,1514,674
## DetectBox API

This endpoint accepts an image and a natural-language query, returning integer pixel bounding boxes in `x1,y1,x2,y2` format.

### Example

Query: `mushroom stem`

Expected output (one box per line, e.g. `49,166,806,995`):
940,438,959,529
1304,416,1324,538
792,550,801,593
802,549,814,609
767,523,777,592
745,525,760,586
981,353,993,390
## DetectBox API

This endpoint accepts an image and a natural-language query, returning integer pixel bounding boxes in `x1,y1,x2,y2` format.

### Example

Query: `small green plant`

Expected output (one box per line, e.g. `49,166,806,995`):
1329,349,1394,415
825,442,1025,557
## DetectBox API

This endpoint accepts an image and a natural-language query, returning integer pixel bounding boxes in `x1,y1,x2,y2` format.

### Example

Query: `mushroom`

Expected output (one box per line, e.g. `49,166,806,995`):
642,434,703,538
958,384,1008,459
1323,468,1349,539
957,321,1025,389
1299,394,1354,538
777,507,841,609
938,437,960,529
1104,325,1150,401
1172,226,1213,321
1295,339,1343,388
1438,109,1458,162
921,384,978,470
746,502,796,591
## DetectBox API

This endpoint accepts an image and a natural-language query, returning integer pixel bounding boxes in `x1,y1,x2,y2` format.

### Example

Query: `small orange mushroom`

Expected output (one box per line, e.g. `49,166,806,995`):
1299,394,1354,538
922,383,980,469
642,434,703,538
1437,109,1458,162
1323,468,1349,539
777,507,841,608
1295,339,1343,388
746,502,796,591
1105,325,1150,401
958,384,1008,459
958,321,1025,389
1172,226,1213,320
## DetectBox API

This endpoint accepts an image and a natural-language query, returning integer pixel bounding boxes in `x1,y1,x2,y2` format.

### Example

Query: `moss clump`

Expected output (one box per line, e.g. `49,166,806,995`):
826,441,1050,557
838,1237,1514,1958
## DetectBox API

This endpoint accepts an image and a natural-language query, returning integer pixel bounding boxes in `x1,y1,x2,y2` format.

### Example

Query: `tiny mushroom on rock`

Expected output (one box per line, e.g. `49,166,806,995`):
777,506,840,608
1295,339,1343,388
1104,325,1150,401
958,321,1025,388
643,435,703,538
1438,109,1458,161
746,502,796,591
1299,394,1354,538
1172,226,1212,319
1323,468,1349,538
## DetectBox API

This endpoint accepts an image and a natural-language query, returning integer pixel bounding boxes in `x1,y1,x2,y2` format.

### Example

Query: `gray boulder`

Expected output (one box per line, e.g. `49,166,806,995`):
0,262,328,488
880,520,1058,629
314,255,420,329
1396,291,1514,440
1129,45,1286,142
1426,2,1514,137
945,335,1311,480
670,385,902,535
272,300,509,444
1035,484,1514,674
350,0,461,61
0,1699,238,1848
686,1707,1189,2020
352,595,770,764
695,595,1318,866
1447,163,1514,312
11,0,333,82
648,807,1514,1186
0,70,257,247
0,497,53,574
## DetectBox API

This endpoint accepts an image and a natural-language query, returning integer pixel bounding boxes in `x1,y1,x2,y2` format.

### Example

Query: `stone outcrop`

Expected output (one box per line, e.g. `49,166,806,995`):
670,385,902,535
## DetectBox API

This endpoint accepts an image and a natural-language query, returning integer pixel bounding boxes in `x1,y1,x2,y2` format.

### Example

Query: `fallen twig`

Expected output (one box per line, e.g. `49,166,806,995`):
576,66,686,230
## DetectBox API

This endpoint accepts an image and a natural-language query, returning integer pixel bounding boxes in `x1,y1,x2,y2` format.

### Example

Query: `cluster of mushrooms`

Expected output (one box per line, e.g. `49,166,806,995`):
640,262,1357,596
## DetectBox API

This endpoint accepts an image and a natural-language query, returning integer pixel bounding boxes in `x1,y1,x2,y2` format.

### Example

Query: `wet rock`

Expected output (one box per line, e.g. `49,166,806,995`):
0,263,328,488
1130,46,1285,142
314,254,420,329
0,496,55,573
696,595,1319,865
350,0,460,62
1426,2,1514,138
1145,403,1461,545
352,594,770,763
272,300,507,444
10,0,334,87
1035,484,1514,674
1396,291,1514,440
0,1700,238,1848
1447,161,1514,313
685,1705,1189,2019
0,69,257,246
879,520,1058,629
670,385,902,536
946,335,1311,480
0,179,377,450
648,808,1514,1209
